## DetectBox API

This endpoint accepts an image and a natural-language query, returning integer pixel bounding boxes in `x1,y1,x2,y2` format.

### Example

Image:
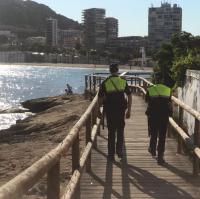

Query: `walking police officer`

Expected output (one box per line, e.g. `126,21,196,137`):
98,64,132,160
145,75,172,165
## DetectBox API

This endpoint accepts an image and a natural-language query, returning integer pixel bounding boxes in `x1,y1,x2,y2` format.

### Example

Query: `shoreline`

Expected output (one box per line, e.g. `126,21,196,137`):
0,62,153,71
0,94,90,198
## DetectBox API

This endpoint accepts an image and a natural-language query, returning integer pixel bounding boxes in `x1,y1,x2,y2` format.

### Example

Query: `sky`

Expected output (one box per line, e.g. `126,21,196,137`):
33,0,200,37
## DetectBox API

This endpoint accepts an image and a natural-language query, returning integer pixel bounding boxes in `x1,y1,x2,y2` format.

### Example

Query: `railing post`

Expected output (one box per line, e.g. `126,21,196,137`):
102,108,105,129
89,75,92,93
92,106,98,148
139,78,141,87
143,82,147,92
193,119,200,176
72,134,80,198
177,107,183,154
47,161,60,199
135,76,137,86
167,122,173,138
93,75,96,93
85,75,88,91
86,114,92,172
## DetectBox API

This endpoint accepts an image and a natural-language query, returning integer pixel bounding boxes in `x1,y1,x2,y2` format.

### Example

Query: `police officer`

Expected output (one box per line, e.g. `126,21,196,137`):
145,74,172,165
98,64,132,160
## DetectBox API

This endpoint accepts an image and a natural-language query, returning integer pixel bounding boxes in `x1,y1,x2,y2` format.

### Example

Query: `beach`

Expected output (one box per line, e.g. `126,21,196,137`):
0,62,153,71
0,93,90,198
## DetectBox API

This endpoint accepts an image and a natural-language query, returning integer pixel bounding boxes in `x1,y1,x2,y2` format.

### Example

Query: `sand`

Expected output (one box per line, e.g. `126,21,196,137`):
0,94,90,198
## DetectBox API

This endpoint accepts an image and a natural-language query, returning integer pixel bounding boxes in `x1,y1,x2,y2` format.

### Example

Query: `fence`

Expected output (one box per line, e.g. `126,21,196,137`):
129,76,200,176
0,94,101,199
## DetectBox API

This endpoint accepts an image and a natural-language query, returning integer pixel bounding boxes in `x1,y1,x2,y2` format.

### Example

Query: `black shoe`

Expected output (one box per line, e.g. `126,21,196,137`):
148,147,156,156
117,152,123,159
157,156,165,165
107,154,115,161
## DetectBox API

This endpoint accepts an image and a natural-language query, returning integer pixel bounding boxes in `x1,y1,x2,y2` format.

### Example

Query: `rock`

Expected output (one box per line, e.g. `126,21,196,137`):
0,108,29,114
21,96,62,113
0,94,90,143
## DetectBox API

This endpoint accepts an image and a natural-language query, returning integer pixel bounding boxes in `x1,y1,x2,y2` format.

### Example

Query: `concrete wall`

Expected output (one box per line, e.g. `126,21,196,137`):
178,70,200,136
0,51,25,62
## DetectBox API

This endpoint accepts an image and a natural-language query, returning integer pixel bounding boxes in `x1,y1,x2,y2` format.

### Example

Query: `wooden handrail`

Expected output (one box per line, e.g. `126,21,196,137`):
0,94,100,199
131,77,200,176
171,96,200,122
1,73,200,199
62,118,101,199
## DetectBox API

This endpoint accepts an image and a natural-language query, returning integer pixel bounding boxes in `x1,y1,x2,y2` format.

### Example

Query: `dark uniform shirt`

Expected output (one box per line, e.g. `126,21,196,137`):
98,75,131,112
145,85,173,118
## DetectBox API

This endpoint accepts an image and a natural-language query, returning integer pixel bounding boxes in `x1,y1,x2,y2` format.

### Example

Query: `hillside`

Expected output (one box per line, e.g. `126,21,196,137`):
0,0,81,38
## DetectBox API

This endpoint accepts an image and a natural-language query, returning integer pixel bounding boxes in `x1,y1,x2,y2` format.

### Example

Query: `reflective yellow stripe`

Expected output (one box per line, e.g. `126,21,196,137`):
148,84,171,97
105,77,126,93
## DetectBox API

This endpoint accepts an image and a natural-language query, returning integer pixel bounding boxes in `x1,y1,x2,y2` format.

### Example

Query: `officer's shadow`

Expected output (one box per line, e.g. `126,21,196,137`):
117,161,194,199
93,145,194,199
92,135,196,199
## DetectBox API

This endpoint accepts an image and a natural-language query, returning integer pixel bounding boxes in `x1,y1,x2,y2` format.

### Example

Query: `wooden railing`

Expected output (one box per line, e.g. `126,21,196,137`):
129,76,200,176
85,72,200,176
1,73,200,199
0,94,101,199
84,72,152,94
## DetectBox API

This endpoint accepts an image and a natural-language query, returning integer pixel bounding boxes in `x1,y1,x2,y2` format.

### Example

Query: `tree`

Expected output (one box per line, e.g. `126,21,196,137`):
172,53,200,86
153,31,200,88
0,35,8,44
153,43,175,87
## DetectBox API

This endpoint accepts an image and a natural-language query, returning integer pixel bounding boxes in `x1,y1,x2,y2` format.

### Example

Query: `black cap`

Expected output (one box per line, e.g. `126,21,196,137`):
153,72,162,83
109,63,119,73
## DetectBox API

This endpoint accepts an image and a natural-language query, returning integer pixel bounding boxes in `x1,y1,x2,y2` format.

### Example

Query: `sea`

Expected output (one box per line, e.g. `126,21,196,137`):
0,65,107,130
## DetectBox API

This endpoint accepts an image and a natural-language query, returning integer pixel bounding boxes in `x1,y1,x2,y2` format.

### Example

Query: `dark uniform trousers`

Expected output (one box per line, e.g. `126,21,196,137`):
149,116,169,157
106,109,125,156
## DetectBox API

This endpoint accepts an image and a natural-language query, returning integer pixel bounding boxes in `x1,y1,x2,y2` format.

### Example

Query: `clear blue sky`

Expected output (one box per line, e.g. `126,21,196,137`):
33,0,200,37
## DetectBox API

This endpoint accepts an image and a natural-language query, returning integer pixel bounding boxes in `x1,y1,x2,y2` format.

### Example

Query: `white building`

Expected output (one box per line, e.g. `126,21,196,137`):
148,3,182,50
26,37,46,45
46,18,58,46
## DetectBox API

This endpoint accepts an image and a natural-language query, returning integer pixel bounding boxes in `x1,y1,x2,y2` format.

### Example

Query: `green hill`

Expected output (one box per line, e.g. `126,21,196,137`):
0,0,81,38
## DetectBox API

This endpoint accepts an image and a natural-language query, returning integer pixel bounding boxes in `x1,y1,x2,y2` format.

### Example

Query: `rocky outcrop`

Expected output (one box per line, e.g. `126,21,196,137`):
0,94,89,143
0,93,90,193
21,95,71,113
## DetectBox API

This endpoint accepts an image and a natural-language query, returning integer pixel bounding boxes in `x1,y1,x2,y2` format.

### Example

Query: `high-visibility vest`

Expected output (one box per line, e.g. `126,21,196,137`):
105,76,126,93
148,84,171,98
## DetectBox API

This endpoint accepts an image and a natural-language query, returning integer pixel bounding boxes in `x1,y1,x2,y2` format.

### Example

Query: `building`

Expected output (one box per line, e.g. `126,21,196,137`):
148,3,182,51
46,18,58,46
0,30,18,46
59,29,82,49
25,37,46,46
82,8,106,50
105,17,118,41
107,36,149,53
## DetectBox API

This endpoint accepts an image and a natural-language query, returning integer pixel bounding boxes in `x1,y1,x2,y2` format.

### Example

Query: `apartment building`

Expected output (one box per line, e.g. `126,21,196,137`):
58,29,82,49
148,3,182,50
46,18,58,46
82,8,106,50
105,17,118,41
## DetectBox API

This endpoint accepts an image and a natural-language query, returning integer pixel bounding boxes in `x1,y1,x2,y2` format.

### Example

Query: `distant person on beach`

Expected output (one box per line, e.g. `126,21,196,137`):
97,63,132,161
145,73,172,165
65,84,73,95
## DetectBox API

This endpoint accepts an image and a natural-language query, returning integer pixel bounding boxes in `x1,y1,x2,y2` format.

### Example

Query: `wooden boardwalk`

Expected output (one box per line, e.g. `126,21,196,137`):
80,95,200,199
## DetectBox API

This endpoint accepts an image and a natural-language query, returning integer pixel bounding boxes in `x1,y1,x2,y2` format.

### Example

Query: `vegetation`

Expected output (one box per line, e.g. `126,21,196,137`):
0,0,81,38
154,31,200,87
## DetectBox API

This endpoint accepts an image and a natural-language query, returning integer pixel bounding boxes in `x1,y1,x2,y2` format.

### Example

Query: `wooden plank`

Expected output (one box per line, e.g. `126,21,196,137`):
80,95,200,199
